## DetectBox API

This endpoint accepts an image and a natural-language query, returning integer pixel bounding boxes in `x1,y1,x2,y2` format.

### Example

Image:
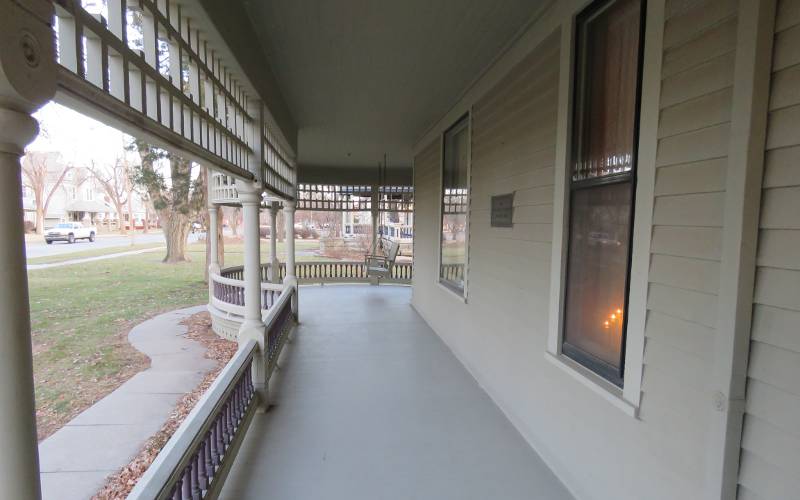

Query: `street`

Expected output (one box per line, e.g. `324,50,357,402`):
25,232,202,259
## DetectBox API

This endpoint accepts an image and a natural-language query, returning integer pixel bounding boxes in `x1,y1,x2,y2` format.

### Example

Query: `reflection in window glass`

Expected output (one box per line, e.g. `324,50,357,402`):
563,183,632,376
440,116,470,294
562,0,643,386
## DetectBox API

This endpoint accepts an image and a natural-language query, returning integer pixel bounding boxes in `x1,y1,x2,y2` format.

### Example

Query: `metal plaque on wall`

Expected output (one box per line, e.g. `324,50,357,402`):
490,193,514,228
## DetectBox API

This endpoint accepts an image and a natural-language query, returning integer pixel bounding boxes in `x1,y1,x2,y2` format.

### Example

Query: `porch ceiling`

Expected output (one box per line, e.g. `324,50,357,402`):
213,0,549,171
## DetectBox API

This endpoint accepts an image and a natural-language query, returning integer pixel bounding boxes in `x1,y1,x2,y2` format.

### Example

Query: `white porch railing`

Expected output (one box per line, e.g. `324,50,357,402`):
262,261,413,284
129,286,296,500
210,272,246,317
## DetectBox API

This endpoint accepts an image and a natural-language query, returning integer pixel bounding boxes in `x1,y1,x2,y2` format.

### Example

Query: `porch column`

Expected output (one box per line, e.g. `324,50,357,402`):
0,1,57,498
268,201,280,283
236,182,267,409
282,200,298,317
207,176,220,303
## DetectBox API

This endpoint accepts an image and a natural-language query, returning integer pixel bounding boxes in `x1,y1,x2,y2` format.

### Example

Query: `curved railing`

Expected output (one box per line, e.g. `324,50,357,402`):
211,269,284,318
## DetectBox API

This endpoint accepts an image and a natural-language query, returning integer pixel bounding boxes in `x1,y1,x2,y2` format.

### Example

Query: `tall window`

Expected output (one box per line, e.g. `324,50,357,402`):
439,115,470,295
562,0,644,386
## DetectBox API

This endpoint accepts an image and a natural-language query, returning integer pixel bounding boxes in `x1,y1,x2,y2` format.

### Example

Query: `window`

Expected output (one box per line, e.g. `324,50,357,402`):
561,0,644,386
84,186,94,201
439,115,470,295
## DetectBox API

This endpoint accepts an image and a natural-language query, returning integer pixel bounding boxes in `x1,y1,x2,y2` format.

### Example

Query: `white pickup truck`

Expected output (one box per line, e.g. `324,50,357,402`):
45,222,97,244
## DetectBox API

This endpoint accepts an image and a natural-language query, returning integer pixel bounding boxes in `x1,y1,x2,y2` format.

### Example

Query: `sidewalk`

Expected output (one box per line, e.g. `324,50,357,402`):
27,246,165,270
38,305,215,500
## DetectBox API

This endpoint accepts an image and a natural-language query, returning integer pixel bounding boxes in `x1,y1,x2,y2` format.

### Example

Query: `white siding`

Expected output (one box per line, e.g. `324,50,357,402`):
737,1,800,498
640,1,739,487
411,5,729,495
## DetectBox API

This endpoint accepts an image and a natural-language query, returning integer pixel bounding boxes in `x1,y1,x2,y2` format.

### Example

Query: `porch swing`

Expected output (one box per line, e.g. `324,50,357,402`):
364,154,400,281
365,236,401,280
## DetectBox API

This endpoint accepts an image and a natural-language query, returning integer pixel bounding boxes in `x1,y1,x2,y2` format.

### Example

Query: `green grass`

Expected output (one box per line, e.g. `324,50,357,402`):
29,238,333,439
28,248,208,439
27,243,164,265
191,239,333,265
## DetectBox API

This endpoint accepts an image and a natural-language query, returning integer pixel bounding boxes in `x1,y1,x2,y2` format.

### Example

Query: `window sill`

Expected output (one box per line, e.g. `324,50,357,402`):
544,351,639,418
437,280,467,304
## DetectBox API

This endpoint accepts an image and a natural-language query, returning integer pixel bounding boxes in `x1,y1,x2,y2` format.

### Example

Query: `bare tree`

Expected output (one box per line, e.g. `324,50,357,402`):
230,207,241,237
21,152,73,234
88,158,134,235
129,140,204,263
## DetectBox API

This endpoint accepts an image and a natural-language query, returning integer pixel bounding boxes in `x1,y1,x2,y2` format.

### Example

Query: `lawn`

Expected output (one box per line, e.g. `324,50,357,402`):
27,243,164,265
29,247,208,440
28,238,329,440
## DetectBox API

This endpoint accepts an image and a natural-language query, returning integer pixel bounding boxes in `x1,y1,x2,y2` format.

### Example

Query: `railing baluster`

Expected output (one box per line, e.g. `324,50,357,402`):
181,466,192,500
190,454,200,498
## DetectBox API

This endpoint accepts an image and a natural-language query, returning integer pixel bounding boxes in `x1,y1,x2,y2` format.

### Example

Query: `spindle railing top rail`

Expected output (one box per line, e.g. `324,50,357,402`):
127,338,259,500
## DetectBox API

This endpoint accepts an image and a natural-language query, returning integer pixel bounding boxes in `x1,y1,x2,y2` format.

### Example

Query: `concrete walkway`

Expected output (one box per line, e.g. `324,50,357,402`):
220,286,573,500
27,246,166,270
38,305,215,500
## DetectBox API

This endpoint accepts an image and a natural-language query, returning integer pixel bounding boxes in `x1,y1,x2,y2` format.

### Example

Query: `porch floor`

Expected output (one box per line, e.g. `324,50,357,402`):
220,285,572,500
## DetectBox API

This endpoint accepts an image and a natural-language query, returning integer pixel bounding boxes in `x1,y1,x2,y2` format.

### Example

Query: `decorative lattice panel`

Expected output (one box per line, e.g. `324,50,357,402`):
378,185,413,213
443,188,468,214
296,184,372,211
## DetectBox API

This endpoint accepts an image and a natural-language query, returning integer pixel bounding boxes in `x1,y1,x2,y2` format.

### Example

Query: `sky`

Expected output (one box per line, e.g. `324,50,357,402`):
27,101,192,186
29,101,136,169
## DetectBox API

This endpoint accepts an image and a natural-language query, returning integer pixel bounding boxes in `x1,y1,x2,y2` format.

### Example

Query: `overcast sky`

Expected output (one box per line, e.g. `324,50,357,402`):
29,101,136,169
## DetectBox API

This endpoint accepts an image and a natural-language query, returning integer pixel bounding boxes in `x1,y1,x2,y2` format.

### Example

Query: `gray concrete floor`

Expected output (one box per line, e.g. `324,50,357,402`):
38,305,215,500
220,285,573,500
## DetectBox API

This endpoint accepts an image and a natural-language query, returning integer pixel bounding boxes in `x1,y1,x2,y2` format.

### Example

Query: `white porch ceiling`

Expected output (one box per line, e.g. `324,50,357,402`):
235,0,549,170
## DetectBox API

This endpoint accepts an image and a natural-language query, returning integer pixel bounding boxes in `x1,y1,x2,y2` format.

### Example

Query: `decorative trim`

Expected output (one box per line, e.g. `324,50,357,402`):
706,1,776,497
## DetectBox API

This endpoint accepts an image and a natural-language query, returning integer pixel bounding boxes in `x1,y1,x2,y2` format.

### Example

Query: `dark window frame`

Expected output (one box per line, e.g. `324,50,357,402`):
439,113,471,296
561,0,647,387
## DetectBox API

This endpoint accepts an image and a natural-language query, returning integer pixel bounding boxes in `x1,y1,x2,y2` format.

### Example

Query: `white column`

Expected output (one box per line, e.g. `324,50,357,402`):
283,200,298,317
268,201,280,283
236,182,267,409
207,197,220,303
208,208,220,272
0,2,56,498
0,109,43,500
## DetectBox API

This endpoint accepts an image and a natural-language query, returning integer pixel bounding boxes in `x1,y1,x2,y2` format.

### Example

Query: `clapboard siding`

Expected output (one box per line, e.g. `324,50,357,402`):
640,1,737,486
763,144,800,187
663,0,737,49
738,1,800,498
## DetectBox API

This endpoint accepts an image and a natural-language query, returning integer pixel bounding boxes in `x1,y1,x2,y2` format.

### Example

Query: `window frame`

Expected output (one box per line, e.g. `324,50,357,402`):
437,112,472,299
560,0,647,387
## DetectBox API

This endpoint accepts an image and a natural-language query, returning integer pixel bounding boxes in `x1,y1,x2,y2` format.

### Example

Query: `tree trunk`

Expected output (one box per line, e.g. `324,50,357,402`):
35,207,44,235
115,202,127,235
127,196,135,245
230,207,239,237
161,210,190,263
